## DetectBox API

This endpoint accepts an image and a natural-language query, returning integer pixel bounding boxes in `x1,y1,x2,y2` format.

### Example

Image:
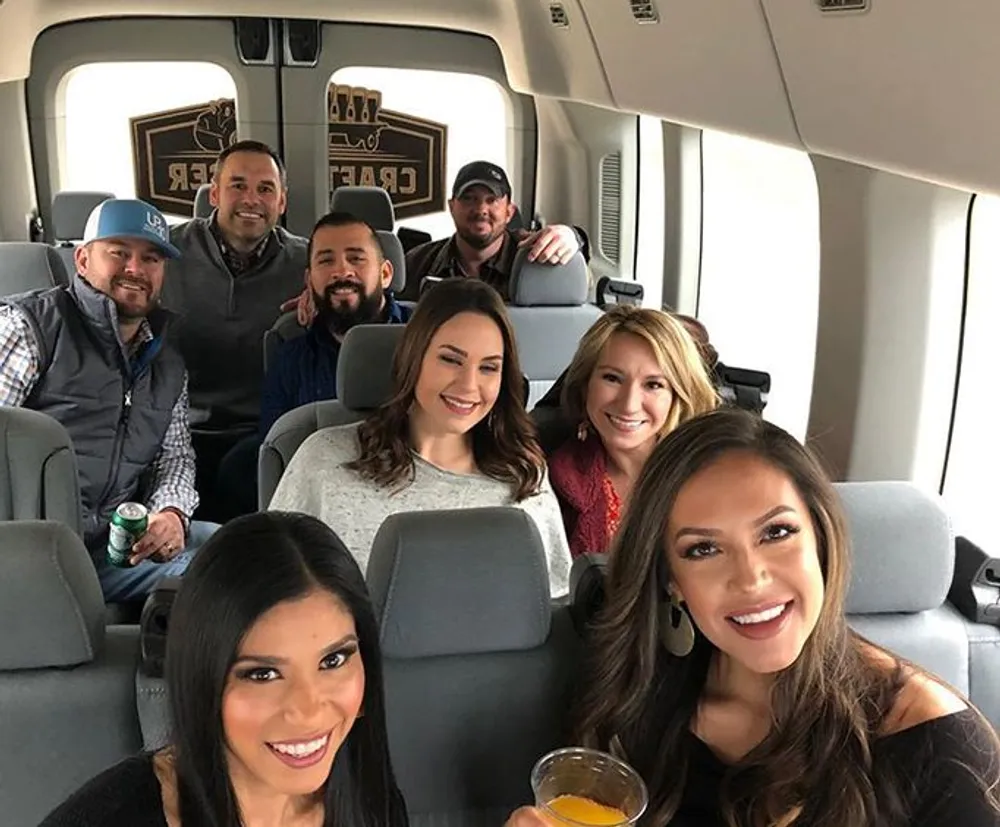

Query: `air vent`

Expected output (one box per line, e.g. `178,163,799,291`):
817,0,869,11
599,152,622,265
628,0,659,24
549,3,570,28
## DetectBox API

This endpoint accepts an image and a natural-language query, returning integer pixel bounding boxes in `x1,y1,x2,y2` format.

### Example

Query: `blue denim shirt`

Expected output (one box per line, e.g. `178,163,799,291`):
259,293,410,438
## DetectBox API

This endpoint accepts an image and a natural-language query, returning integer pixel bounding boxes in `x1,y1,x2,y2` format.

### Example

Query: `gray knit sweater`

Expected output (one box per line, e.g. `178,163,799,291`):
269,422,572,597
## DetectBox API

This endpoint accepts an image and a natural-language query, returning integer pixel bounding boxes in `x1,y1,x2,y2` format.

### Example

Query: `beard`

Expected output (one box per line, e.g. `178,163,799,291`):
109,276,156,321
456,222,506,250
314,281,384,336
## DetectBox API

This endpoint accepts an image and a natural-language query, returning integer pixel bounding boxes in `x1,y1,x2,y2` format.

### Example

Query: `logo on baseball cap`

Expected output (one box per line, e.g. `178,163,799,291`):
451,161,512,200
82,198,181,259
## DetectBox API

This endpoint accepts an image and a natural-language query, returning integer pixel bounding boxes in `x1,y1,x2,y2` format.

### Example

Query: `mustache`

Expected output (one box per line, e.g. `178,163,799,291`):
323,280,362,296
110,275,152,293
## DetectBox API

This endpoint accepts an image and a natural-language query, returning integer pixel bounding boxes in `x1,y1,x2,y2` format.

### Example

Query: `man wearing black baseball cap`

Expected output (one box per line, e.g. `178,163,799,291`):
401,160,584,301
0,198,217,603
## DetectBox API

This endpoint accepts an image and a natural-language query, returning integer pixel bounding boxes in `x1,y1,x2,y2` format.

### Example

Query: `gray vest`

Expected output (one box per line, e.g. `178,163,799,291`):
7,277,186,549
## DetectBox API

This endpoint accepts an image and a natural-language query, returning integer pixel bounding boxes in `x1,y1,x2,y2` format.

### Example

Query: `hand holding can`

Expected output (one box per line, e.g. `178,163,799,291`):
106,502,149,567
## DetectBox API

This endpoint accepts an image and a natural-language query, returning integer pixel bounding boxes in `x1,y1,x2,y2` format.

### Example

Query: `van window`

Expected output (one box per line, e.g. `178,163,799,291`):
329,66,512,238
942,194,1000,546
59,62,237,218
697,129,820,440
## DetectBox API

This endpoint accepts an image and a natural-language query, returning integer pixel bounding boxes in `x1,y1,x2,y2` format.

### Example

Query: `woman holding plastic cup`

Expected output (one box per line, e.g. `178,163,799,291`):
508,410,1000,826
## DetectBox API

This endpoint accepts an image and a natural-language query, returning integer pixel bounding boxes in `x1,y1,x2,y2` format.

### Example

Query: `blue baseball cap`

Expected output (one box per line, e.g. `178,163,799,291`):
82,198,181,259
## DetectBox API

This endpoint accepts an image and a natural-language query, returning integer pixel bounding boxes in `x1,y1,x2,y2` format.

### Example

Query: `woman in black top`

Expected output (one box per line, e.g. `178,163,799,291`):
41,511,407,827
509,409,1000,827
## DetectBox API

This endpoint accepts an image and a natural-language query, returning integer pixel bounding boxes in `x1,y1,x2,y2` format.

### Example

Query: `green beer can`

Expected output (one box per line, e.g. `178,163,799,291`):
107,502,149,567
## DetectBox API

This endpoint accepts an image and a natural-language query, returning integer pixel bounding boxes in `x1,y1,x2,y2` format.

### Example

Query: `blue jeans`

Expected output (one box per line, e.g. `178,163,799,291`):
95,520,220,603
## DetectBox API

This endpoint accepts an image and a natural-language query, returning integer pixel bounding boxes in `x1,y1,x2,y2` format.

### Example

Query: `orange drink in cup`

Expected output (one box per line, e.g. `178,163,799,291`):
531,748,648,827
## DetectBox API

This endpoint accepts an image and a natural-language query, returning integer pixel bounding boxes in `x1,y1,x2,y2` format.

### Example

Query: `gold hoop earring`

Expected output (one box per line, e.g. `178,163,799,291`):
577,420,589,442
659,592,695,657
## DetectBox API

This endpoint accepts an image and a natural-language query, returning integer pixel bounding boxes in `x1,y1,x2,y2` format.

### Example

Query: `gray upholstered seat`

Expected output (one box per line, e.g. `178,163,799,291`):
506,248,601,409
367,507,582,827
0,406,81,535
261,229,407,374
193,183,213,218
0,521,142,827
839,480,1000,725
50,190,115,281
258,323,407,508
331,185,395,230
0,241,68,296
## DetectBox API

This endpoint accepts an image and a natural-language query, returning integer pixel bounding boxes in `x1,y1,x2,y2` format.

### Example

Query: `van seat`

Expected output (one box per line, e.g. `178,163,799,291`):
506,248,601,409
51,191,115,242
0,241,69,295
258,323,407,507
0,406,81,535
193,183,213,218
331,185,395,230
51,191,114,279
368,507,582,825
840,481,967,687
0,521,142,826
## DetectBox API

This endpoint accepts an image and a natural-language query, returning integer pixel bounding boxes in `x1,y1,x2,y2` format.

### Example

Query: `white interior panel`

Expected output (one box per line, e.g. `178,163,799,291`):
763,0,1000,195
808,158,968,487
0,0,613,107
577,0,800,147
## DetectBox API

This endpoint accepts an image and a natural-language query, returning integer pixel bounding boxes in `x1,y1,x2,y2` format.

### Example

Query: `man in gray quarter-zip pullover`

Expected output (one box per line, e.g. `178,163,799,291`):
162,140,307,520
0,198,217,603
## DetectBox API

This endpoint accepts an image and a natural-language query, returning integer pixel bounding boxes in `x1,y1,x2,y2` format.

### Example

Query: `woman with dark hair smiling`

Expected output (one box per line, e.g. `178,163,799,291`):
269,278,571,596
507,409,1000,827
41,511,407,827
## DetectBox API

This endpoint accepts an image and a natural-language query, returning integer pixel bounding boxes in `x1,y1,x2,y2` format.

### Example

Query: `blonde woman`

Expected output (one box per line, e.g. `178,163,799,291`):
549,307,718,557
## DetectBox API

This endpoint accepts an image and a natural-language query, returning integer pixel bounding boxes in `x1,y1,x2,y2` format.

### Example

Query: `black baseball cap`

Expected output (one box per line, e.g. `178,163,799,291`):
452,161,512,200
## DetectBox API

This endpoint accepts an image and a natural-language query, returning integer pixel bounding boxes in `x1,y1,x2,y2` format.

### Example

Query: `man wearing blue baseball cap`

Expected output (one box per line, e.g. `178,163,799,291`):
0,197,217,604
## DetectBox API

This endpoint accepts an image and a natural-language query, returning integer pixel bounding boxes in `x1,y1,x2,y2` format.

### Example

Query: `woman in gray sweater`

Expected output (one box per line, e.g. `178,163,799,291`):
269,279,572,597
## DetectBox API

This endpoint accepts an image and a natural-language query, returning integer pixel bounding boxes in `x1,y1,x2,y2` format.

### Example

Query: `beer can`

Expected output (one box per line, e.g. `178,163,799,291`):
107,502,149,568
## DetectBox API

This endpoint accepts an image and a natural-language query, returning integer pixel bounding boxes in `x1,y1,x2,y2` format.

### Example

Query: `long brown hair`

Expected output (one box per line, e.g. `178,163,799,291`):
560,306,718,438
347,278,545,501
574,408,998,827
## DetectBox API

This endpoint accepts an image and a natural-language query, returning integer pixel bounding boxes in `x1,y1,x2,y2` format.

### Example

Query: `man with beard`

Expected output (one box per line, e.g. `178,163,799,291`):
259,210,411,435
209,211,410,520
400,160,585,301
0,198,217,602
163,140,308,520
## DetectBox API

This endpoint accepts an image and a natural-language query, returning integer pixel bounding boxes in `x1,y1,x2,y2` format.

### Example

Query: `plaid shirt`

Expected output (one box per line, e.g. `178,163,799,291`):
0,304,199,519
209,213,277,277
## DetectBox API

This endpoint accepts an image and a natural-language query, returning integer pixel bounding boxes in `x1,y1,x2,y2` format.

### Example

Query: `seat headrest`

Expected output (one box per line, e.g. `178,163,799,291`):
51,191,116,241
838,481,953,614
331,186,395,231
376,230,406,293
0,521,105,670
367,507,552,658
336,323,407,410
0,242,68,295
0,406,81,533
509,246,589,306
193,183,213,219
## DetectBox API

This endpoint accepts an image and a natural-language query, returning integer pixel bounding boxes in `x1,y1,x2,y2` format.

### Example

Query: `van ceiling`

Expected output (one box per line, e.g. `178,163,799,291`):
3,0,1000,197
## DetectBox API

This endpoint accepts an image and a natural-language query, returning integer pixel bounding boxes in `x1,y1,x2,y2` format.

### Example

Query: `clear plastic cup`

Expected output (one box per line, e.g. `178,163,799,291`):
530,747,649,827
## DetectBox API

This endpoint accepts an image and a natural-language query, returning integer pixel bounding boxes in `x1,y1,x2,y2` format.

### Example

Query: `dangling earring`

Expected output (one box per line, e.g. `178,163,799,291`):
658,592,695,657
577,420,589,442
